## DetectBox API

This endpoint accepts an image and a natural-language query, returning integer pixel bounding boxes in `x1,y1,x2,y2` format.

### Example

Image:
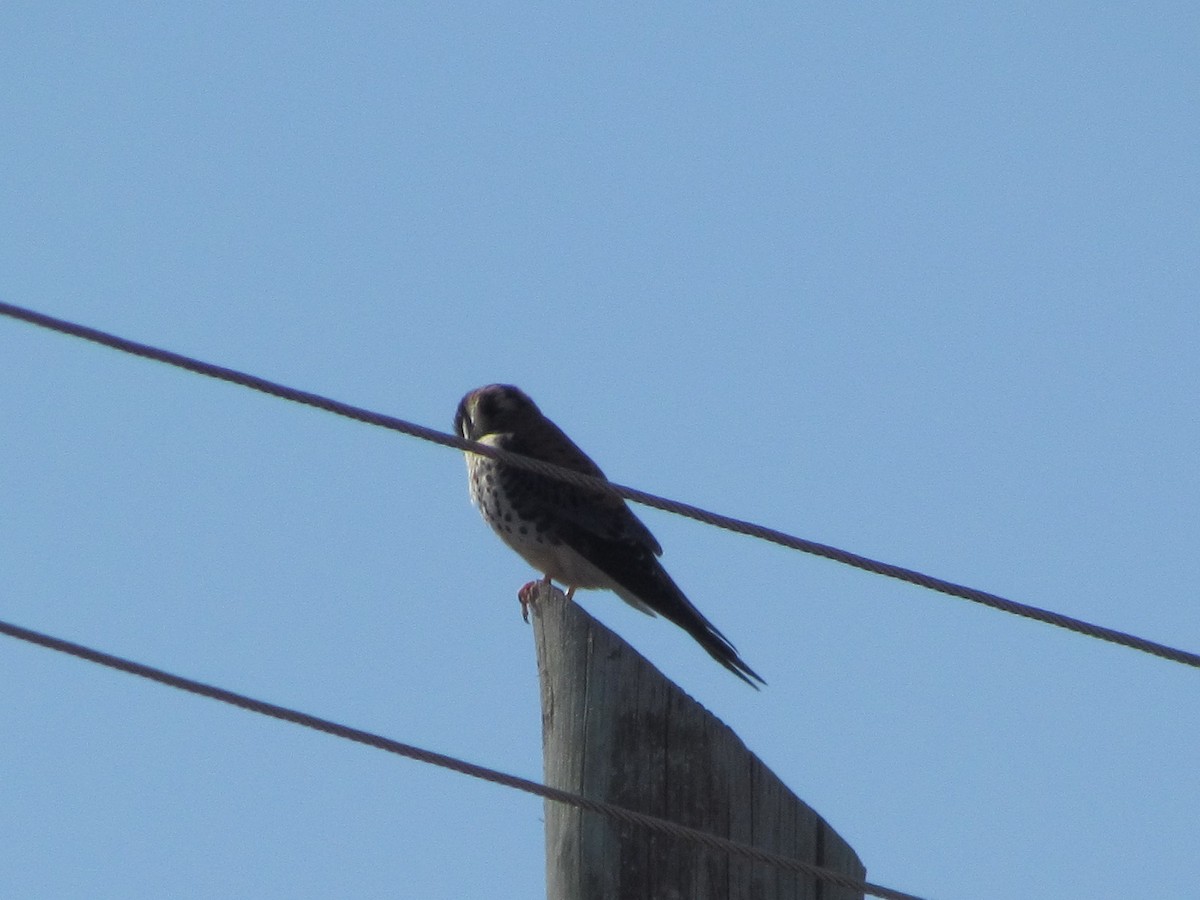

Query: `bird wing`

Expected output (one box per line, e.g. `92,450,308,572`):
497,424,663,556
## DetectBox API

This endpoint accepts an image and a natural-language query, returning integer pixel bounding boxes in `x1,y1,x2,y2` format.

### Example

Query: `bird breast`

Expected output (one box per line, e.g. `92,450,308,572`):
466,450,613,590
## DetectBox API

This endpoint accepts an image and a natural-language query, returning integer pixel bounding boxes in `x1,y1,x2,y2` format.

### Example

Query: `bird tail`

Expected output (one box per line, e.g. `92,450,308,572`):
615,569,766,689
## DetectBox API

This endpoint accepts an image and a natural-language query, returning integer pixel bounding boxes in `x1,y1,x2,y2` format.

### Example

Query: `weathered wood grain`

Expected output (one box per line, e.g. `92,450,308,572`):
532,585,864,900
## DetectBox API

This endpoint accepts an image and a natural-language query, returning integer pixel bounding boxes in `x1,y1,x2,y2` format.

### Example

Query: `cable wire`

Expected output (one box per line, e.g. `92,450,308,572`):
0,617,922,900
3,300,1198,670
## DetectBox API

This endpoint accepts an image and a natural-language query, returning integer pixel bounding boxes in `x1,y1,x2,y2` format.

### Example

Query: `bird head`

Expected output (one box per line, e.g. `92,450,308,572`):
455,384,540,442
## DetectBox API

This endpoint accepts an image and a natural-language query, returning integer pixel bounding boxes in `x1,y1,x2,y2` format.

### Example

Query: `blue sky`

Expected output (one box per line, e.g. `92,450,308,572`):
2,5,1198,899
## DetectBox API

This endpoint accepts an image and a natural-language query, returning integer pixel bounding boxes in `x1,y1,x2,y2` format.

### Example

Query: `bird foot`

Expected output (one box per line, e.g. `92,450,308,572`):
517,581,542,623
517,579,575,622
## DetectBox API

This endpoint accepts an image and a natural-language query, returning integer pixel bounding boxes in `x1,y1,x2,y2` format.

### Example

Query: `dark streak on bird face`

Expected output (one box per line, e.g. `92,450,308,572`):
453,397,472,441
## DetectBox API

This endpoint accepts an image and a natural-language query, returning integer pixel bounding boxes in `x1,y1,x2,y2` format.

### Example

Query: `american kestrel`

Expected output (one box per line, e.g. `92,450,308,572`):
455,384,764,687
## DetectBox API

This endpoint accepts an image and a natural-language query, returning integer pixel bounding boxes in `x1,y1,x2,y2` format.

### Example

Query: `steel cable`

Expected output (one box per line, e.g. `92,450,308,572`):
0,616,922,900
2,300,1197,669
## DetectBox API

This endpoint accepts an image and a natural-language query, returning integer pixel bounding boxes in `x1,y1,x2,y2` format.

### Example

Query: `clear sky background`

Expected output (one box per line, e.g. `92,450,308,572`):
2,5,1197,899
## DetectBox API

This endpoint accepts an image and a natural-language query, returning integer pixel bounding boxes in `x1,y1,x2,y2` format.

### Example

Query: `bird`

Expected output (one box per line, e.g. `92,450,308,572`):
454,383,764,687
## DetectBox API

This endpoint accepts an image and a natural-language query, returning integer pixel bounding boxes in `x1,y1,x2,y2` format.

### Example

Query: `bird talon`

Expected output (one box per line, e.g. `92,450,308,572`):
517,581,541,623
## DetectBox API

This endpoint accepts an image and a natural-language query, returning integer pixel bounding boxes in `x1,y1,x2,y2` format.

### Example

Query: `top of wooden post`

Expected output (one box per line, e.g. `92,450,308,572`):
530,583,865,900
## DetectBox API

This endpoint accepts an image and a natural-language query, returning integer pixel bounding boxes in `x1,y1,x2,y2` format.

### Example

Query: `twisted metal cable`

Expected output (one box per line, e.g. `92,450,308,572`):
0,617,922,900
2,300,1197,670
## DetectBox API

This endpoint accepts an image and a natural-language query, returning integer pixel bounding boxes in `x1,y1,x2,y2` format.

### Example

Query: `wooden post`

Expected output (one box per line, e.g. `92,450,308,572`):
532,585,865,900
